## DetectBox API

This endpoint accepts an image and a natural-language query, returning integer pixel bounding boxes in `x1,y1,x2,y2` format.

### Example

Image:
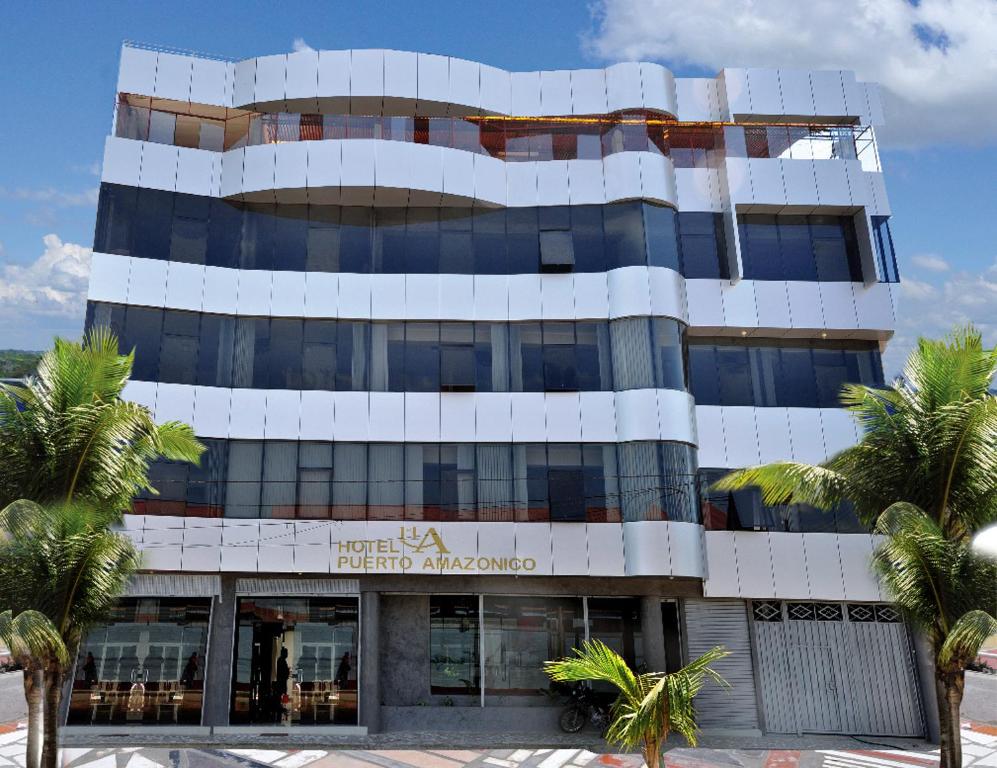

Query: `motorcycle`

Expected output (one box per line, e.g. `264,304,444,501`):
556,682,612,734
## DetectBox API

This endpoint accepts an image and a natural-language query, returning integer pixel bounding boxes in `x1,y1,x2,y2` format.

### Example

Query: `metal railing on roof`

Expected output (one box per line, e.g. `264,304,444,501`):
122,39,236,62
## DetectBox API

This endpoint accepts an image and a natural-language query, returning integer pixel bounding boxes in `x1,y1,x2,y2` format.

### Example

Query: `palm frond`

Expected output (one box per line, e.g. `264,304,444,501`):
938,610,997,670
0,609,68,665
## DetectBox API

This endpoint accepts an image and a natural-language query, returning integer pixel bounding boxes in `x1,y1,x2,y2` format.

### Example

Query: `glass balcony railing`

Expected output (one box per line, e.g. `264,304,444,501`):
114,94,881,171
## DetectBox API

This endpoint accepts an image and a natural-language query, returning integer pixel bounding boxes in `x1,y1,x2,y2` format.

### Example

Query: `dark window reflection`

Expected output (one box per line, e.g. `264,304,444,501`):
739,214,863,282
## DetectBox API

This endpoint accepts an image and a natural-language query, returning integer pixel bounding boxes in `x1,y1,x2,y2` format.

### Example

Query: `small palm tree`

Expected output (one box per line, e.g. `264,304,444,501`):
0,500,140,768
0,327,203,513
0,610,66,768
545,641,729,768
715,326,997,768
874,503,997,768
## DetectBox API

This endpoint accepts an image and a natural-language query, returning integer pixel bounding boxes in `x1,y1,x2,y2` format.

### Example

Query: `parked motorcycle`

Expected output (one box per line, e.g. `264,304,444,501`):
556,682,612,734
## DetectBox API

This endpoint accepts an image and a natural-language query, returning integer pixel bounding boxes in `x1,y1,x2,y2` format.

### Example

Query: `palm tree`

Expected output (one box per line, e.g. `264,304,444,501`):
0,327,204,513
714,326,997,768
873,503,997,768
545,641,729,768
0,500,139,768
0,610,66,768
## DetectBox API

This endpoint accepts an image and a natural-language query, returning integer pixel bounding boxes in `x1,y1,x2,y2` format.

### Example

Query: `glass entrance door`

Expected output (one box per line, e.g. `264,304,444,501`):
230,597,359,726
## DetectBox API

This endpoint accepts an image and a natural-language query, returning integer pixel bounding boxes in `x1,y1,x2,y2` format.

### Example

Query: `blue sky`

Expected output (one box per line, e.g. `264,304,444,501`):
0,0,994,376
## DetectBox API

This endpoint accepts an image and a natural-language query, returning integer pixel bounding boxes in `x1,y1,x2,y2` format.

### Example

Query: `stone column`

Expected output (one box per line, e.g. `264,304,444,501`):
202,575,237,727
640,596,668,673
360,590,381,733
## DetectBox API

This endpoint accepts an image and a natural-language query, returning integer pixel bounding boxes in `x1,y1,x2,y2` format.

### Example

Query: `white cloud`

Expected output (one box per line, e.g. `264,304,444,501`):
292,37,314,53
587,0,997,148
911,254,950,272
0,235,91,319
882,258,997,377
0,186,99,207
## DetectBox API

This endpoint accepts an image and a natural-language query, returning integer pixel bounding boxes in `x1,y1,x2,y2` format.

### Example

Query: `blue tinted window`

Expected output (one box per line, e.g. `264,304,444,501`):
570,206,604,271
813,348,849,407
741,214,781,280
678,213,726,279
122,306,163,381
207,199,243,269
95,183,137,255
306,207,341,272
716,346,753,405
872,216,900,283
776,348,817,407
778,216,817,281
542,323,578,391
644,204,680,270
302,320,337,390
603,202,645,268
275,207,308,272
134,188,173,262
158,310,200,385
687,346,720,405
339,208,372,272
406,323,440,391
240,204,275,270
471,209,503,274
374,208,407,273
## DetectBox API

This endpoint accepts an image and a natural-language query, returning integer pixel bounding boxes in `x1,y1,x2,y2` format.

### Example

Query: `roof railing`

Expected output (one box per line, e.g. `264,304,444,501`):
122,39,236,62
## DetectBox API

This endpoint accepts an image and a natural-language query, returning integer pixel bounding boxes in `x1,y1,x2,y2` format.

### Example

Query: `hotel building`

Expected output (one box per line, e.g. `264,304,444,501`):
73,42,925,738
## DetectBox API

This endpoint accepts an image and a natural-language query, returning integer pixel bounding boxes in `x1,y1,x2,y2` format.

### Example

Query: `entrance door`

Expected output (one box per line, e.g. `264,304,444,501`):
230,597,359,726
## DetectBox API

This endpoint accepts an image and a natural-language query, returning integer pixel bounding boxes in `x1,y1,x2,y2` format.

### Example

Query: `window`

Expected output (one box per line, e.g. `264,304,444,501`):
871,216,900,283
679,213,727,279
587,598,643,672
122,306,163,381
440,323,475,391
547,444,585,521
158,311,199,385
430,596,481,694
740,214,863,282
542,323,578,391
644,204,680,270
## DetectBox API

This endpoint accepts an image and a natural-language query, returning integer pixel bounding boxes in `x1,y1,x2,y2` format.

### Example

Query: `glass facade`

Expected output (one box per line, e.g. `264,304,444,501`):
67,598,210,726
871,216,900,283
94,185,728,278
230,597,359,726
698,467,867,534
688,338,884,408
87,303,686,394
136,439,699,523
738,214,863,282
429,596,481,694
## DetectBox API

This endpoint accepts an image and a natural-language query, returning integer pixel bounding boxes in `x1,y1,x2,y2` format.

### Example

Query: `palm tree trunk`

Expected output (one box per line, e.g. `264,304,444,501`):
643,737,662,768
22,664,43,768
935,671,965,768
40,664,63,768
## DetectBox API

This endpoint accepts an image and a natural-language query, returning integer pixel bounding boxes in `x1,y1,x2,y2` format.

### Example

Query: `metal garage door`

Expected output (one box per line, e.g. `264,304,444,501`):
751,601,924,737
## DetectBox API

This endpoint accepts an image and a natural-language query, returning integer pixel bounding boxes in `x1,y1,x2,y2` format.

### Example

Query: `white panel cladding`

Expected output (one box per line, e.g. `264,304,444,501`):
572,272,609,318
551,523,588,575
102,136,143,187
405,274,441,320
702,531,738,596
733,532,775,597
605,62,643,112
787,407,827,464
510,71,542,116
506,162,539,207
658,389,696,445
819,282,859,330
810,70,847,117
370,274,406,319
863,83,885,126
383,49,418,107
236,270,272,315
270,271,307,316
537,160,570,206
155,382,196,426
306,140,342,197
510,392,547,441
544,392,582,441
507,273,543,321
640,63,677,115
579,391,616,441
473,154,507,207
442,148,475,200
853,282,896,331
192,386,231,438
231,58,257,108
303,272,339,317
820,408,858,458
474,392,513,441
440,392,476,441
201,266,239,315
746,68,782,115
369,392,405,440
219,147,245,199
448,57,481,113
349,49,385,112
241,144,277,197
540,70,572,115
274,141,309,201
284,49,319,106
675,167,722,211
570,69,608,115
228,389,267,438
332,391,369,440
752,280,792,329
585,524,626,576
720,279,758,327
622,521,670,576
747,158,787,205
478,63,512,115
638,154,675,205
88,253,131,304
754,408,794,464
122,380,157,413
780,159,819,208
336,273,372,318
139,141,178,192
684,279,724,329
567,160,606,205
778,69,815,116
786,281,824,329
416,53,449,113
607,266,651,319
814,160,851,207
252,54,286,106
843,161,872,209
540,273,573,319
768,532,811,599
840,72,867,121
299,390,335,440
722,406,760,466
615,389,660,442
803,533,846,599
669,521,705,577
117,46,158,96
164,261,204,311
674,78,720,122
127,257,168,307
175,147,215,196
153,52,193,101
515,522,553,575
473,275,509,321
693,405,725,469
602,152,642,204
837,535,881,601
339,138,377,202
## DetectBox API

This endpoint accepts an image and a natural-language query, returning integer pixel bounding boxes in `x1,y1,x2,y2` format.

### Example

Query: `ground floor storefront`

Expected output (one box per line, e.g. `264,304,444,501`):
63,575,927,739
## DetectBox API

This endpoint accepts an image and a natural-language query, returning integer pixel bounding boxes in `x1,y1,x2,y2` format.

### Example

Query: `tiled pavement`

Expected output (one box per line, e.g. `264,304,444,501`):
0,722,994,768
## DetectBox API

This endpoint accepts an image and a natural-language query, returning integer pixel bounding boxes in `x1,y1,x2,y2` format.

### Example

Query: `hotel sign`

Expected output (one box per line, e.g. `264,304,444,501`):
334,525,538,574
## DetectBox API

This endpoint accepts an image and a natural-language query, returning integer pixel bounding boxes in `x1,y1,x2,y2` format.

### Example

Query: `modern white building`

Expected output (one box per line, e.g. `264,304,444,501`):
74,42,923,738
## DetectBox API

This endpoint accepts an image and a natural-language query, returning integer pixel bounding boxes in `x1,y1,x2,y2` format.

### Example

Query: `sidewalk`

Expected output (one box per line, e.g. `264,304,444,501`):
0,722,995,768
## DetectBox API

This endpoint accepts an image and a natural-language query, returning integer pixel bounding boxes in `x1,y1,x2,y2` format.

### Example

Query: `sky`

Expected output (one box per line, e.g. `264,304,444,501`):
0,0,994,377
